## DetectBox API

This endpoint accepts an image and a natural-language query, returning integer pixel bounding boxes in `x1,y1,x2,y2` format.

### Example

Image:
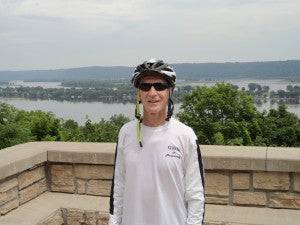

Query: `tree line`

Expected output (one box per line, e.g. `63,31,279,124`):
0,82,299,150
1,60,300,82
0,101,130,150
0,82,299,105
177,83,299,147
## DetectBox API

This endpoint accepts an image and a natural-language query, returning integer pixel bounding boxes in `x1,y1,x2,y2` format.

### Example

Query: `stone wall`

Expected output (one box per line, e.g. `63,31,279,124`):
50,164,113,196
0,164,47,215
0,142,300,218
37,208,108,225
205,170,300,209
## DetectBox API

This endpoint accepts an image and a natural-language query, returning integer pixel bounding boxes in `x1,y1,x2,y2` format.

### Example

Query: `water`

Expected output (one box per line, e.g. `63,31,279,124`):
0,98,136,124
1,80,63,88
177,78,300,91
1,79,299,124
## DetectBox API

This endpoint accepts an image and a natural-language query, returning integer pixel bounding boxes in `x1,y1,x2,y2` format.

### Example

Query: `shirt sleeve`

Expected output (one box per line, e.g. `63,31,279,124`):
184,138,205,225
108,138,126,225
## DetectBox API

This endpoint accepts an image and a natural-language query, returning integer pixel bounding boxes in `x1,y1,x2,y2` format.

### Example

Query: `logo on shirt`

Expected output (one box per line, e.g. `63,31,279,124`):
165,145,182,159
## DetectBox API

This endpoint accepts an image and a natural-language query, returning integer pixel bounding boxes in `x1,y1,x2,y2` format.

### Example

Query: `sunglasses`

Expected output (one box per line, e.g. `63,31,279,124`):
138,83,169,92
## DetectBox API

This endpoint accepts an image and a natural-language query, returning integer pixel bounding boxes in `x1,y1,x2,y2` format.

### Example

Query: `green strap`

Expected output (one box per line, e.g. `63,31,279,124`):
136,90,143,147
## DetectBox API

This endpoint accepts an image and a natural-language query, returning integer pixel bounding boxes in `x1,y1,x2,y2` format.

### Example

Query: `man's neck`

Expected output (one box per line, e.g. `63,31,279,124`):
142,112,167,127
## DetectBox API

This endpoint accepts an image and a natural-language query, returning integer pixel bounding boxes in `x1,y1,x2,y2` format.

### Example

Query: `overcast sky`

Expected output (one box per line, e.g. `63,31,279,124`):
0,0,300,70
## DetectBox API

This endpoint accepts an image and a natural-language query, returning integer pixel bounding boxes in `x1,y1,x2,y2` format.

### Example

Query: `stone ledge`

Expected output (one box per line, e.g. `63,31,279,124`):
201,145,267,171
205,204,300,225
267,147,300,172
0,142,48,181
46,142,116,165
1,142,300,181
1,192,300,225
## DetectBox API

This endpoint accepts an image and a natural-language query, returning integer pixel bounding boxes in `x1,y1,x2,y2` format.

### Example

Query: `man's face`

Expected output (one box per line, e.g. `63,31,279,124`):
138,75,171,117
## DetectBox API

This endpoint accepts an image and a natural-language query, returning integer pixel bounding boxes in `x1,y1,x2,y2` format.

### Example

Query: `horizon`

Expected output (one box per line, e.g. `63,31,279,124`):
1,59,300,72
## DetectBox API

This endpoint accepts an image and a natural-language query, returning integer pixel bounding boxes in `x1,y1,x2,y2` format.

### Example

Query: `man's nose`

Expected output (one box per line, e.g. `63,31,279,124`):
148,86,157,95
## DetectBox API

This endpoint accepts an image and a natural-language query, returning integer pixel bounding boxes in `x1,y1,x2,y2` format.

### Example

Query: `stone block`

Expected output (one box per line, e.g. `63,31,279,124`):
0,178,18,193
98,212,109,225
50,165,75,193
266,147,300,172
232,173,249,190
85,210,98,225
204,222,222,225
37,209,64,225
86,180,112,196
253,172,289,190
18,165,45,190
19,179,47,204
233,191,267,206
74,165,114,180
0,187,18,205
205,196,228,205
65,208,84,225
224,223,256,225
205,173,229,196
77,179,86,194
294,173,300,192
269,192,300,209
0,198,19,215
201,145,266,171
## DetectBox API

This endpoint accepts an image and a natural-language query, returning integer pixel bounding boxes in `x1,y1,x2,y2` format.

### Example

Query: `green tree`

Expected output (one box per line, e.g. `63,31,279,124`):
0,102,34,148
177,83,260,145
258,105,300,147
29,111,61,141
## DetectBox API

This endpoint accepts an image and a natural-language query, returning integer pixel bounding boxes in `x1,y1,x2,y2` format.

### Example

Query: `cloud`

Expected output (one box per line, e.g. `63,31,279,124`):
0,0,300,69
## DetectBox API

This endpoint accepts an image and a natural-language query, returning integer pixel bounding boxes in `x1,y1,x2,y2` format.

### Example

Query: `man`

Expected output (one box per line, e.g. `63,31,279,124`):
108,59,205,225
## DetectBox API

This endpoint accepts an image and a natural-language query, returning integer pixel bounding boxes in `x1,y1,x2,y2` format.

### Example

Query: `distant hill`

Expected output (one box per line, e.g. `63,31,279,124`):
0,60,299,82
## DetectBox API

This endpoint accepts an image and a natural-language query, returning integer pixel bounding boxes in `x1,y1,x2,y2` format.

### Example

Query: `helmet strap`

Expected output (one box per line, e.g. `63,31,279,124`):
166,89,174,121
135,89,141,120
135,89,143,147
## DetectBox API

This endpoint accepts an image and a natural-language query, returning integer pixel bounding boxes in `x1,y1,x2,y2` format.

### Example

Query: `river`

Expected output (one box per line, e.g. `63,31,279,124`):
0,79,299,124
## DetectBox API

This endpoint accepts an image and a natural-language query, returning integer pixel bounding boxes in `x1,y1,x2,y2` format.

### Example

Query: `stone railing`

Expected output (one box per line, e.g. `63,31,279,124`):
0,142,300,225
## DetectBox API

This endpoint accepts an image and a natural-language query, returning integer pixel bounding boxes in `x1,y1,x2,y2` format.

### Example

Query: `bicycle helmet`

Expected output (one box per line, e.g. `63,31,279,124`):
131,58,176,88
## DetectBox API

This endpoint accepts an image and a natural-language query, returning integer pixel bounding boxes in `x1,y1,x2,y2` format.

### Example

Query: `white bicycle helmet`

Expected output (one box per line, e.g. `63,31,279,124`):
131,58,176,88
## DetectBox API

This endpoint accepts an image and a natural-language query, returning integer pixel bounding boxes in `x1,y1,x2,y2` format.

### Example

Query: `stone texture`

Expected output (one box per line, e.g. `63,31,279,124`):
204,222,223,225
205,173,229,196
0,198,19,215
294,173,300,192
38,210,64,225
85,210,98,225
18,165,45,190
205,196,228,205
224,223,257,225
0,187,18,205
65,208,85,225
50,165,75,193
86,180,112,196
0,178,18,193
74,165,114,180
19,179,47,204
233,191,267,206
253,172,289,190
77,179,86,194
98,212,109,225
269,192,300,209
232,173,250,190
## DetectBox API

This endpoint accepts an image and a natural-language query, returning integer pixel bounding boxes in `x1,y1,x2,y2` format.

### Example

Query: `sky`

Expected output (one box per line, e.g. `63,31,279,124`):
0,0,300,70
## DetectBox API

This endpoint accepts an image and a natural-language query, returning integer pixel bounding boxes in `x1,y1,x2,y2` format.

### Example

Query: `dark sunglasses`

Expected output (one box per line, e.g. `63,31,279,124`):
138,83,169,92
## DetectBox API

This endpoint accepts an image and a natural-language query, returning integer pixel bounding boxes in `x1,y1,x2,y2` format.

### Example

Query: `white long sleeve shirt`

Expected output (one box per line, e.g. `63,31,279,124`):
109,118,205,225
